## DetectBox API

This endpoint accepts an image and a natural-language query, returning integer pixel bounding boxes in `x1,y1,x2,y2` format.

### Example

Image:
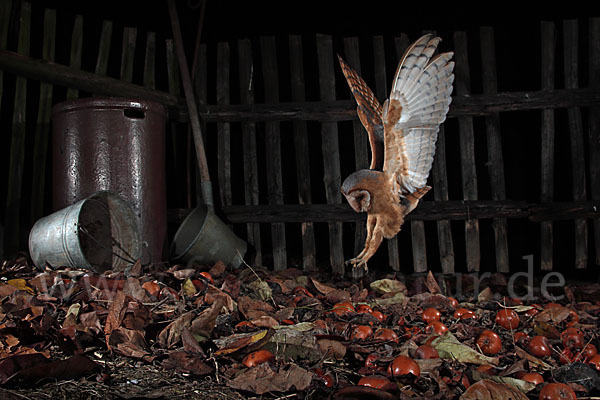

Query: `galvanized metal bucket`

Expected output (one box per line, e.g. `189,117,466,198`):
29,191,142,272
171,206,247,268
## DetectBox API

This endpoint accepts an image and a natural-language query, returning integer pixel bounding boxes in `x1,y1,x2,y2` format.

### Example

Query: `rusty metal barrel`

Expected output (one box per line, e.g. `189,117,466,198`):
52,98,167,266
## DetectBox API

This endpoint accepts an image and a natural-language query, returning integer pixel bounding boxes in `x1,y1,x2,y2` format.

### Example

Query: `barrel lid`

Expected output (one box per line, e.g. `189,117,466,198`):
53,97,166,116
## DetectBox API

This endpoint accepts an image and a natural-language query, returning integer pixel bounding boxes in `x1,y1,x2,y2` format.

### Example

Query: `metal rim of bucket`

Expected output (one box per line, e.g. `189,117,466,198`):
79,192,142,271
170,206,209,261
29,191,142,272
52,97,166,118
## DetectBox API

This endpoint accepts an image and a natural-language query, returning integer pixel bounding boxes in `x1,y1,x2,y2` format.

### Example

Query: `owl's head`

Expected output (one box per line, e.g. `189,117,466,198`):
343,189,372,213
341,169,380,213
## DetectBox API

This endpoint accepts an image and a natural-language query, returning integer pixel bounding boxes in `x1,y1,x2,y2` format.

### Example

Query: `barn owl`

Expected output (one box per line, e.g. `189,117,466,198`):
338,34,454,270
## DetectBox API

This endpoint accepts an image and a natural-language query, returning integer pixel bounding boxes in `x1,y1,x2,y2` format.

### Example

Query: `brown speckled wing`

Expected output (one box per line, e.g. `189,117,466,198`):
338,55,385,171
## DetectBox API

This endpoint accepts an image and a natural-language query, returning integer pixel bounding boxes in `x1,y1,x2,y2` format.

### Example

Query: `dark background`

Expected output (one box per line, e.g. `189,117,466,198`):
2,0,599,276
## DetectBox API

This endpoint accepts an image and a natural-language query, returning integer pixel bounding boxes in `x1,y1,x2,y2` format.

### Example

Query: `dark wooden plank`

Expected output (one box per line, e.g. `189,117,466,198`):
454,31,480,272
143,32,156,89
0,0,12,112
432,125,455,274
216,42,232,210
4,43,599,125
540,21,556,271
192,43,208,206
394,34,410,62
194,87,600,123
564,19,588,269
342,37,368,277
173,200,600,224
0,51,186,120
480,27,509,273
317,34,345,275
94,20,112,75
66,15,83,100
165,38,185,207
260,36,287,270
4,1,30,255
30,8,56,225
120,27,137,82
589,17,600,266
289,35,316,271
238,38,262,266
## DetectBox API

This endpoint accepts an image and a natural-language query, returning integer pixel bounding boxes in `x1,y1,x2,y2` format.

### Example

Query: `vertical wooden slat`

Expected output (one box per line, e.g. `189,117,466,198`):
216,42,232,209
342,37,369,277
4,1,30,254
480,27,509,273
372,35,403,271
30,8,56,225
0,0,12,112
588,18,600,266
563,20,588,269
394,34,410,66
316,34,345,275
432,126,455,273
120,27,137,82
540,21,555,271
165,39,186,208
192,44,207,206
66,15,83,100
454,31,480,272
143,32,156,89
238,39,262,266
289,35,317,271
94,20,112,75
260,36,287,270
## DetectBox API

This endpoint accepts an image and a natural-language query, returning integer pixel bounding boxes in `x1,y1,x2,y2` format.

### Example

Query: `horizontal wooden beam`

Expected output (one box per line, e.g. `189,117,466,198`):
168,200,600,223
3,50,599,124
0,50,188,121
197,88,600,122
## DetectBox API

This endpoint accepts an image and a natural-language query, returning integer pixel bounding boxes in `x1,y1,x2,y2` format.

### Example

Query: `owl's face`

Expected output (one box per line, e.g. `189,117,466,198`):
343,189,372,213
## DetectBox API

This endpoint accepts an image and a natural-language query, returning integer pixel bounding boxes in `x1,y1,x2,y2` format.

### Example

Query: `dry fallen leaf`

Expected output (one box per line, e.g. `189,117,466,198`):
317,338,346,360
157,312,194,349
370,279,406,295
460,379,528,400
431,333,499,365
227,363,312,394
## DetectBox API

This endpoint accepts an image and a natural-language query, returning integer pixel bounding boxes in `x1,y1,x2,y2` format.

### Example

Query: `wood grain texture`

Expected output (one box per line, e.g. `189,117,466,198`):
480,27,509,273
238,39,262,266
316,34,345,275
342,37,368,278
66,15,83,99
540,21,556,271
30,8,56,225
289,35,316,271
5,1,30,254
588,18,600,265
260,36,287,270
563,19,588,269
454,31,480,272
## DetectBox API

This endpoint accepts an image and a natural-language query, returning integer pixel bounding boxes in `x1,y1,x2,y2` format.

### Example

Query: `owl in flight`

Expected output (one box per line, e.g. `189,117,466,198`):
338,34,454,270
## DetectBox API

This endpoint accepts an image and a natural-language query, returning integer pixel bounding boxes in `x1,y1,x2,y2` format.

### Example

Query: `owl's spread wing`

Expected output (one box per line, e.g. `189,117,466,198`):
382,34,455,195
337,55,385,171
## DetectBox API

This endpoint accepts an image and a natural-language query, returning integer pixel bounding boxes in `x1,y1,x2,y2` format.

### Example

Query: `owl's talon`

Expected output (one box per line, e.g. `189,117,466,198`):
345,257,368,272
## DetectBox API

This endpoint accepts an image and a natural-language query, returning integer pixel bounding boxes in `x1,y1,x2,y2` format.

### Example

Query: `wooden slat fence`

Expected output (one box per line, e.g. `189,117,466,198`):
1,1,600,276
